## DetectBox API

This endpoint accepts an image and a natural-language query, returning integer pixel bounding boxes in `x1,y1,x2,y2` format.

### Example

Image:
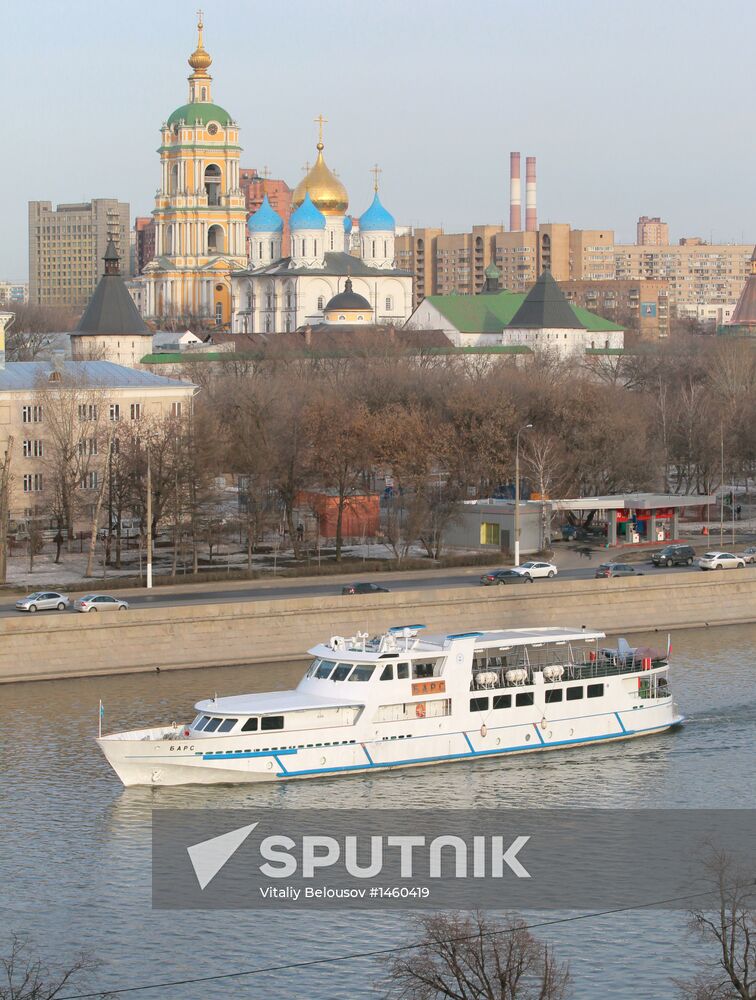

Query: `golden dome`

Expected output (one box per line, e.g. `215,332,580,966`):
292,142,349,217
188,14,212,76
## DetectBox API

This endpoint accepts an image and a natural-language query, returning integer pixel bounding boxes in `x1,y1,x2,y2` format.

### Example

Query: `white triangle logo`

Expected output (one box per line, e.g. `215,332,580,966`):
187,822,258,890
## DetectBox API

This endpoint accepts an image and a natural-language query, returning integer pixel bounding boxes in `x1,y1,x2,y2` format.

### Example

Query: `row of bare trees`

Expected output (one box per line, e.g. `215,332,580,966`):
2,335,754,578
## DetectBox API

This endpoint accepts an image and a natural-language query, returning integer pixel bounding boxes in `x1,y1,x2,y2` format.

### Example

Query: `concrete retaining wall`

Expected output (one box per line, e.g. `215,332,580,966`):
1,572,755,684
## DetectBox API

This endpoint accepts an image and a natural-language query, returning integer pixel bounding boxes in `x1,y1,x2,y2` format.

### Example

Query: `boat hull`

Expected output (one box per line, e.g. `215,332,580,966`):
98,704,684,787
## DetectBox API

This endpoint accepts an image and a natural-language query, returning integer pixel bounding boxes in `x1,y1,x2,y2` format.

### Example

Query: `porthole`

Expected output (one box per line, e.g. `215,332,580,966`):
525,733,531,742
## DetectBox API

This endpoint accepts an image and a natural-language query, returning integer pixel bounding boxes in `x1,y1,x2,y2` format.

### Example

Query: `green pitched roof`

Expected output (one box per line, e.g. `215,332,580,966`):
166,102,233,127
426,285,622,334
508,270,584,329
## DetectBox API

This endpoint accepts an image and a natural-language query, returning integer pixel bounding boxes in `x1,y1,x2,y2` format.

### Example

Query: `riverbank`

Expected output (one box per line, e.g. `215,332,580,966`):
1,571,755,684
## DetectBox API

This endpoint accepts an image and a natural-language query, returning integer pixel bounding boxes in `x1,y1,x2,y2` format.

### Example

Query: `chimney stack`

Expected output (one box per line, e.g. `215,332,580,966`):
509,152,521,232
525,156,537,232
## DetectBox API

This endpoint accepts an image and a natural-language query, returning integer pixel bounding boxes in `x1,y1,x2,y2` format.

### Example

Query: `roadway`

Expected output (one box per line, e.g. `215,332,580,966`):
0,560,711,619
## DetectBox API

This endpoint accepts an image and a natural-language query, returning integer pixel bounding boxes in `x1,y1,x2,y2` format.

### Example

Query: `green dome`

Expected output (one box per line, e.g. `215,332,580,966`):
166,102,233,127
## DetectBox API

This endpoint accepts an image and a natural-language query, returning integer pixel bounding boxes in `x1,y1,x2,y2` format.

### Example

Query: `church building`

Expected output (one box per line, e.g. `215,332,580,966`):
138,15,247,326
231,122,413,333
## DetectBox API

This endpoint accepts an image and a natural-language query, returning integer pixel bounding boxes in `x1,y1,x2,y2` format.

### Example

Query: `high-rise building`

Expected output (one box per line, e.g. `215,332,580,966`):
133,217,156,274
568,229,615,280
28,199,130,308
239,169,292,255
559,279,669,340
0,282,29,305
138,14,247,325
636,216,669,246
613,240,751,306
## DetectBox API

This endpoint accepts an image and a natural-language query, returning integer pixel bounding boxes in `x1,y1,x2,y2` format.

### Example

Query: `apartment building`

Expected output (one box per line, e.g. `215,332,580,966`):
0,360,195,523
560,279,669,340
637,216,669,246
134,217,156,274
240,169,293,255
29,200,130,309
0,282,28,305
395,227,443,308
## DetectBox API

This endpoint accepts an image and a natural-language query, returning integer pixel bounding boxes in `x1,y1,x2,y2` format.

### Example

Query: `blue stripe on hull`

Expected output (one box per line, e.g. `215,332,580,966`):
278,720,680,779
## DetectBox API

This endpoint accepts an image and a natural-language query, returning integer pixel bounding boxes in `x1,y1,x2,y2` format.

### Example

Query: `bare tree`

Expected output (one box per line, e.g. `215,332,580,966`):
677,849,754,1000
0,438,13,584
0,934,109,1000
384,910,571,1000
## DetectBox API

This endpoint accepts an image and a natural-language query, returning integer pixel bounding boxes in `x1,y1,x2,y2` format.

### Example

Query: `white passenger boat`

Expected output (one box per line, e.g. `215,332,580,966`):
97,625,684,786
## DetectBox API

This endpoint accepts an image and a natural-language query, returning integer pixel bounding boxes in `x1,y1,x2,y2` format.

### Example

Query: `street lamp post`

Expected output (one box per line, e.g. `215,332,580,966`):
514,423,533,567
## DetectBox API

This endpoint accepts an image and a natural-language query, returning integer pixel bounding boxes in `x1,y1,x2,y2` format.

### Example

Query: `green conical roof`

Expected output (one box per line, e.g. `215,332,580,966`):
508,269,585,329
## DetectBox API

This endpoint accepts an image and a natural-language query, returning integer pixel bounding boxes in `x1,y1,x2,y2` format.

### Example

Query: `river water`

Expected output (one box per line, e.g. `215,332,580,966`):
1,624,754,999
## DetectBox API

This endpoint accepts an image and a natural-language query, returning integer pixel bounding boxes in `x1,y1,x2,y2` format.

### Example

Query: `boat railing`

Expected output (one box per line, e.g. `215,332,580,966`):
470,654,668,691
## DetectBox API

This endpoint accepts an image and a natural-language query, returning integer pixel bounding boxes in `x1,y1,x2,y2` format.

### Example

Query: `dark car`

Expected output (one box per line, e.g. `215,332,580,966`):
479,569,533,586
595,563,644,579
341,582,390,595
651,544,695,568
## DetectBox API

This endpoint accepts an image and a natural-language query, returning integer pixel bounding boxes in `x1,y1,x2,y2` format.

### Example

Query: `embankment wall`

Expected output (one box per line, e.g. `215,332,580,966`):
1,573,754,684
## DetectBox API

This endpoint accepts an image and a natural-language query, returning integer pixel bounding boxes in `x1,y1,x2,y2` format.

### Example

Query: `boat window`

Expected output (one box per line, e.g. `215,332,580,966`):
315,660,337,679
203,717,223,732
217,718,238,733
566,686,584,701
191,714,208,729
380,664,394,681
306,659,321,677
516,692,534,707
493,694,511,710
397,663,409,680
587,683,604,698
348,665,375,682
412,660,436,680
331,663,352,682
261,715,284,731
241,717,258,732
545,689,563,703
470,697,488,712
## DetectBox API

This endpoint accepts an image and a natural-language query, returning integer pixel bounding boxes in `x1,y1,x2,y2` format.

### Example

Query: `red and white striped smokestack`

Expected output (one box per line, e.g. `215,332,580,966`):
525,156,537,232
509,151,521,232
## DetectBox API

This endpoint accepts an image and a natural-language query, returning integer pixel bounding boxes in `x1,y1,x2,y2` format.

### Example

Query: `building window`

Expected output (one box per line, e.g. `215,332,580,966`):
22,440,43,458
78,403,98,422
78,438,98,457
22,405,43,423
385,296,393,311
301,239,305,257
23,474,43,493
171,402,182,418
80,471,98,490
109,404,120,421
130,403,142,420
317,296,324,311
480,522,500,546
372,240,376,256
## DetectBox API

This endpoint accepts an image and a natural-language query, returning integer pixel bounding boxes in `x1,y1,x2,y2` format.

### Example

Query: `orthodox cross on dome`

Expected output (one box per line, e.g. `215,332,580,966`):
197,8,204,29
301,160,311,174
261,165,271,179
314,113,328,150
370,163,382,193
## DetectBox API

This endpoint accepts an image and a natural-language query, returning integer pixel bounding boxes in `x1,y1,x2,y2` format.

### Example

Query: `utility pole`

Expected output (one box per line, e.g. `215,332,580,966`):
514,423,533,566
146,445,153,589
719,423,724,551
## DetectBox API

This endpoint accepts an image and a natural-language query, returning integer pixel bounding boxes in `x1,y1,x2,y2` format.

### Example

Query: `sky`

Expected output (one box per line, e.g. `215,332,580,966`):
4,0,756,279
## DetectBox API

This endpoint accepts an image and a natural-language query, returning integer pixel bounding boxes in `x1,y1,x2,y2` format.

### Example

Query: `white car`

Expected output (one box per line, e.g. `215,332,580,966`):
513,560,558,579
698,551,746,571
15,591,70,613
74,594,129,613
741,546,756,564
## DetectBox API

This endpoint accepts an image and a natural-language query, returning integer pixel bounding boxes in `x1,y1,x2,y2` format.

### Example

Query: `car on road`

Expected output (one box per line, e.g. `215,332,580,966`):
341,582,390,596
741,546,756,564
479,569,533,586
594,563,644,579
651,544,696,568
698,551,746,571
512,561,558,579
74,594,129,612
15,591,70,613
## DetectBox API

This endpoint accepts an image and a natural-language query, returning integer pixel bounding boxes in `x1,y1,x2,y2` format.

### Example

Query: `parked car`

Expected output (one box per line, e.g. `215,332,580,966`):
651,544,696,568
15,591,70,613
480,569,533,586
341,582,390,595
741,546,756,564
512,561,558,579
698,551,746,571
74,594,129,612
594,563,644,579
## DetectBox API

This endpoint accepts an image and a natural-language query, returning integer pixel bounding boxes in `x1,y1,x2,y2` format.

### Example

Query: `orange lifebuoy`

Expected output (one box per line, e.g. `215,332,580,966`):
415,702,426,719
589,651,596,662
